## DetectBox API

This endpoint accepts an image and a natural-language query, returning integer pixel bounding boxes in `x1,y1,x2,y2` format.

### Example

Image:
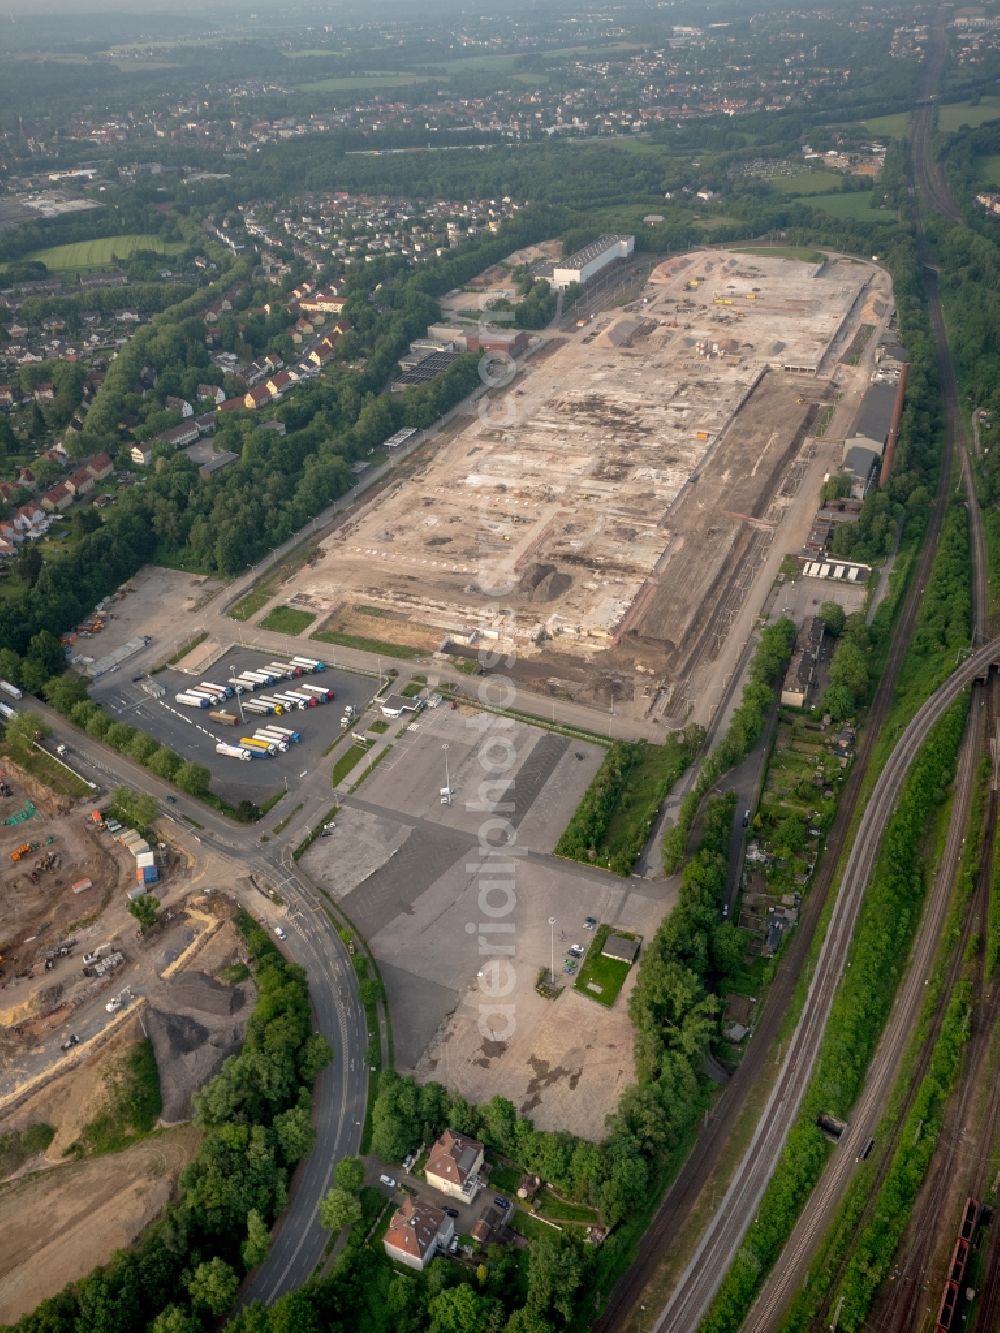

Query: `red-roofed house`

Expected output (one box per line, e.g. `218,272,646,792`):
266,370,295,398
66,467,97,496
424,1130,484,1203
383,1197,453,1271
41,483,73,512
87,453,114,483
244,385,272,411
218,396,245,413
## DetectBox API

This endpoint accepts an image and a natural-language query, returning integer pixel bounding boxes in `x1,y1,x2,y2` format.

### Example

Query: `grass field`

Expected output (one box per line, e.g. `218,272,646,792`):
573,925,637,1008
259,605,316,635
768,169,843,195
977,152,1000,187
311,626,421,659
937,96,1000,133
331,742,371,786
300,71,429,92
300,51,553,93
794,191,898,222
20,234,185,274
856,110,912,139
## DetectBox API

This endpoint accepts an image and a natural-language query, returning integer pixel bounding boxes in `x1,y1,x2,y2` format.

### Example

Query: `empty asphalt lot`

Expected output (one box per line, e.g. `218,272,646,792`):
304,706,673,1138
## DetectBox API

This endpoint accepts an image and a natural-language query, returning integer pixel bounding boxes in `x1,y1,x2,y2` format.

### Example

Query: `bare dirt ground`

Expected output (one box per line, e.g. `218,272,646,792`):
0,1123,201,1324
72,566,223,662
0,787,127,989
286,249,887,730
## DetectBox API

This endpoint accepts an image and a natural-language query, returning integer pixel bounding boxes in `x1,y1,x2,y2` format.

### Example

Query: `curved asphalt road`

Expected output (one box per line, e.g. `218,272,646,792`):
653,635,1000,1331
25,700,369,1305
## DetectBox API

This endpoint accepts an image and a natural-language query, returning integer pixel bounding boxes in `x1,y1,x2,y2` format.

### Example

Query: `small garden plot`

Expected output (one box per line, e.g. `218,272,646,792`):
573,924,639,1008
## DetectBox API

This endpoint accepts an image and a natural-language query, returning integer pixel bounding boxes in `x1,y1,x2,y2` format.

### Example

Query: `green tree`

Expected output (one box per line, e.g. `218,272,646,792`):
186,1257,239,1317
44,672,89,715
146,746,181,779
428,1285,498,1333
334,1155,365,1195
111,786,159,831
273,1103,315,1165
149,1306,200,1333
819,601,847,636
15,543,43,589
318,1187,362,1233
129,894,159,932
5,709,48,751
0,647,22,687
175,760,211,796
242,1208,272,1269
26,628,65,679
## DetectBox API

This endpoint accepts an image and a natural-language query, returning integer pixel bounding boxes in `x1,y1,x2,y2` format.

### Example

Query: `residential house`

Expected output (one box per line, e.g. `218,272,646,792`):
266,369,295,398
244,385,272,411
40,482,74,512
33,383,55,402
299,287,347,315
0,385,15,408
383,1197,453,1271
66,466,97,496
165,396,194,418
130,443,154,467
196,384,225,406
424,1129,484,1203
87,453,114,484
218,396,246,413
155,422,201,449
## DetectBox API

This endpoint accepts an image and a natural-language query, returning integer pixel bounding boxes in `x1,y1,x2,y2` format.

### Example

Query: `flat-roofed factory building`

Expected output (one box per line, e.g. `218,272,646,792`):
550,234,635,290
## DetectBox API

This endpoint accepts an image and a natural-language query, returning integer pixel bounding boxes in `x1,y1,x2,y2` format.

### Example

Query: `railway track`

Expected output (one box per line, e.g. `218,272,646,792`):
744,678,987,1333
741,17,996,1326
868,676,997,1333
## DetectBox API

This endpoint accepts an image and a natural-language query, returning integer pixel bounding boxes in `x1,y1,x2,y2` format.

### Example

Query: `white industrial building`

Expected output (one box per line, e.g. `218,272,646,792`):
551,234,635,290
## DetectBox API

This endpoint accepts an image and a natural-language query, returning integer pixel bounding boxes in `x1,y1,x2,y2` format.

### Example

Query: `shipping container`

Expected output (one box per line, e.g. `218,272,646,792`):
291,656,324,672
176,691,211,708
0,680,23,700
242,700,271,716
301,684,334,701
267,726,301,743
286,691,319,708
0,701,15,720
209,710,239,726
274,693,306,710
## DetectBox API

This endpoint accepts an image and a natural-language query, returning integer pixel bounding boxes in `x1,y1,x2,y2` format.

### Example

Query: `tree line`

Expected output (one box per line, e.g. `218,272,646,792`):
662,618,796,873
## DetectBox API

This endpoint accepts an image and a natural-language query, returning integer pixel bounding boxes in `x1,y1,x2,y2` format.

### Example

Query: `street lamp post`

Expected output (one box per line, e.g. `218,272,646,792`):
442,743,451,803
548,916,556,985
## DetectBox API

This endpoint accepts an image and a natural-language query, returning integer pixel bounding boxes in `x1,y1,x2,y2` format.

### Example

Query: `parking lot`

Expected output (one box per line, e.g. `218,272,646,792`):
304,707,671,1139
90,648,378,804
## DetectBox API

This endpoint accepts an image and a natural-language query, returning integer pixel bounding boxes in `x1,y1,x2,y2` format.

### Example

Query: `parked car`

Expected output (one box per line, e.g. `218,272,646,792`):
60,1034,80,1050
274,926,287,941
494,1196,510,1210
583,916,598,931
444,1207,459,1218
379,1174,396,1188
568,944,584,957
742,809,751,828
